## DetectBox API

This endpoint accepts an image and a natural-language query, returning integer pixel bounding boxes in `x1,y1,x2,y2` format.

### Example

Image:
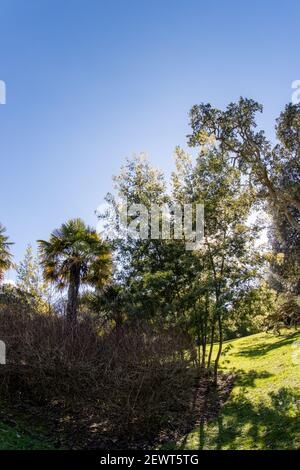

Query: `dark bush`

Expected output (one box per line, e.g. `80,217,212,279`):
0,307,196,442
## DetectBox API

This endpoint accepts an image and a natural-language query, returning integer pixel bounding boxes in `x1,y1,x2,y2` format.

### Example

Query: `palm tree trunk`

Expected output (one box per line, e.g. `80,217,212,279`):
66,265,80,326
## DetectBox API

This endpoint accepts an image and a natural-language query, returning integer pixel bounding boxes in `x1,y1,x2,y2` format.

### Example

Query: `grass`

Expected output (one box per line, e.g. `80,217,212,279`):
171,329,300,450
0,417,54,450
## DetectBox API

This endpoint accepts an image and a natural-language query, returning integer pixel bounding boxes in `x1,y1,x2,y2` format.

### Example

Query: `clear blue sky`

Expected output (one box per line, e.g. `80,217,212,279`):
0,0,299,278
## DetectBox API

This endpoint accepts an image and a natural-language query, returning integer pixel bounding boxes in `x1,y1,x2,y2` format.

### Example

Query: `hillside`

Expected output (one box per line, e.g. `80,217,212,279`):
1,329,300,450
173,329,300,450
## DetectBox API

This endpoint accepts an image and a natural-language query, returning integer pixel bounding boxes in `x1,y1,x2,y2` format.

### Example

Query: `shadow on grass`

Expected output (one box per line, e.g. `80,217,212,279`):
197,387,300,450
234,370,274,387
235,331,300,358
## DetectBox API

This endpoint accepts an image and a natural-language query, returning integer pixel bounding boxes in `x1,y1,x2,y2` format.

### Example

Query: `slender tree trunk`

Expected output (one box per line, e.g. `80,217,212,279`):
66,264,80,326
114,312,124,341
201,293,209,369
197,342,201,366
213,312,223,384
201,331,207,368
196,331,201,366
207,320,215,369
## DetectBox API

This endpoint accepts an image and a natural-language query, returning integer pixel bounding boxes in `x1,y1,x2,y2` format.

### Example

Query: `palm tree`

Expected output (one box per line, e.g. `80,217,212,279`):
87,284,128,332
38,218,111,325
0,224,13,282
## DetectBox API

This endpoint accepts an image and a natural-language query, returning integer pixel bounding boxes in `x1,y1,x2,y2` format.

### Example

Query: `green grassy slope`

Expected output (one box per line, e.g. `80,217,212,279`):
177,329,300,450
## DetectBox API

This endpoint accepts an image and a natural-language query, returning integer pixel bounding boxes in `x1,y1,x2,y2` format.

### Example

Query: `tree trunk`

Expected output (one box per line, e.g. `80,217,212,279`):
66,264,80,326
207,320,215,369
213,312,223,384
114,312,124,341
197,341,202,366
201,292,209,368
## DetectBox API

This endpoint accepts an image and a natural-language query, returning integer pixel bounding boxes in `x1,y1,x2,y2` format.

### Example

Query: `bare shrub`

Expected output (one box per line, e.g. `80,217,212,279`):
0,307,197,443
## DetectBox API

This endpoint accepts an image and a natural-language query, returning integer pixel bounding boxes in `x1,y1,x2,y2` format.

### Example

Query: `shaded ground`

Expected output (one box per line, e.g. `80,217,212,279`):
0,370,234,450
0,409,54,449
166,329,300,450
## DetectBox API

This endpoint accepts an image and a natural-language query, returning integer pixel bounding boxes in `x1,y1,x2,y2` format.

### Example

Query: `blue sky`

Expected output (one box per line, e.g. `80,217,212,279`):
0,0,299,278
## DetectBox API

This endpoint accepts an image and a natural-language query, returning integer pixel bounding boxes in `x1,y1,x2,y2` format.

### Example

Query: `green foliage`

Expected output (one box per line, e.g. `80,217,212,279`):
0,224,13,282
188,98,300,233
99,144,262,378
82,283,129,329
267,293,300,330
15,244,54,312
225,283,277,338
0,283,37,313
16,245,40,295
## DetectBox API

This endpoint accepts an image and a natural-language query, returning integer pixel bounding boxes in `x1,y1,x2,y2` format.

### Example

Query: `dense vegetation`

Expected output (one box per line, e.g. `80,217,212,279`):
0,98,299,449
